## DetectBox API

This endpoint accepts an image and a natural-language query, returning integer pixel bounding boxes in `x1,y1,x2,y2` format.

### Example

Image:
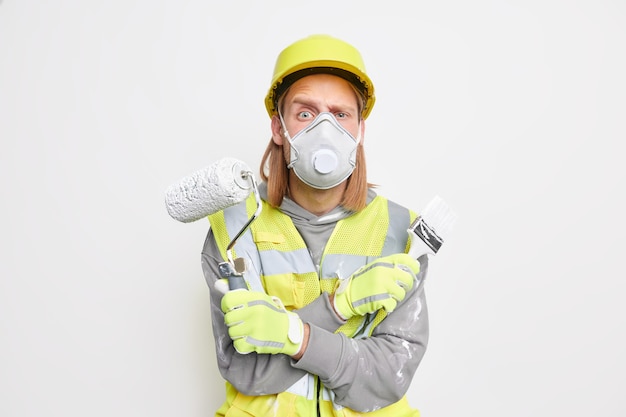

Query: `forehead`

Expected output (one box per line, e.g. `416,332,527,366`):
281,73,360,107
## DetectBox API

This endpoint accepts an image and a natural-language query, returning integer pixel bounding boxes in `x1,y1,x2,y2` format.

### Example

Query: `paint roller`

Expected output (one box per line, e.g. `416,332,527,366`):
164,157,262,290
164,157,255,223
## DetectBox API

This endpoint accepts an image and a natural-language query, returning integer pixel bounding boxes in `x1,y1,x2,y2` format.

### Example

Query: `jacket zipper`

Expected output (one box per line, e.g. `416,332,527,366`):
316,375,321,417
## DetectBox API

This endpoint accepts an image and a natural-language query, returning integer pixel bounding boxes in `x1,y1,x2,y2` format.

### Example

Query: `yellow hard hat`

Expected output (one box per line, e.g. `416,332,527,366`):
264,34,376,119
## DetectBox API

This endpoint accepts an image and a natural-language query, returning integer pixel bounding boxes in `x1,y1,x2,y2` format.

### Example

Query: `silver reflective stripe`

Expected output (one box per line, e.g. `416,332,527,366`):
382,200,410,256
321,385,332,401
285,373,316,400
320,253,369,280
245,337,284,349
351,260,394,277
321,387,344,410
258,248,317,275
222,202,264,292
248,299,282,312
352,293,390,308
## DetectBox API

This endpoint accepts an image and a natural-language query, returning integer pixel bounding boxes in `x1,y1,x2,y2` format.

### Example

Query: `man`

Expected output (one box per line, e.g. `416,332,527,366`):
201,34,429,416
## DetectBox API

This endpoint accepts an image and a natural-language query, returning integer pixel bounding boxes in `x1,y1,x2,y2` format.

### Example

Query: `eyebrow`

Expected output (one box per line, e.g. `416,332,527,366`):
289,95,358,115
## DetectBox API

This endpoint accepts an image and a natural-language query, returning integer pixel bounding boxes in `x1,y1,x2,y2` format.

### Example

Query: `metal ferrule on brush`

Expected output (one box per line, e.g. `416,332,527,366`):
408,216,443,258
409,216,444,256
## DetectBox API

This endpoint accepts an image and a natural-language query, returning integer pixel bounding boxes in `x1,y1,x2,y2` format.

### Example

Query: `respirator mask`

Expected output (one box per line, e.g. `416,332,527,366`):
280,112,361,190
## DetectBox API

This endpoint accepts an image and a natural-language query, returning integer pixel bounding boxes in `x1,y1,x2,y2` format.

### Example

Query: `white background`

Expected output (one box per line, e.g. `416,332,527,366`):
1,1,625,416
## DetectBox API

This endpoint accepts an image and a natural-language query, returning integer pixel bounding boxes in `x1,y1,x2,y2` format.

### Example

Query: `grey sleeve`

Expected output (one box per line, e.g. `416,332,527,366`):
292,255,430,412
295,291,346,332
200,229,307,395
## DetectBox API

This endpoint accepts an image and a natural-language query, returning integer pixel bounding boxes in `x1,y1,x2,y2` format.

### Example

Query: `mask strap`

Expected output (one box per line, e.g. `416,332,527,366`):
355,120,362,144
277,108,292,142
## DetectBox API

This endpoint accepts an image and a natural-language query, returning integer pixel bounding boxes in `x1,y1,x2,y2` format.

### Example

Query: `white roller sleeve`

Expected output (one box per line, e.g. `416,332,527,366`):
165,157,252,223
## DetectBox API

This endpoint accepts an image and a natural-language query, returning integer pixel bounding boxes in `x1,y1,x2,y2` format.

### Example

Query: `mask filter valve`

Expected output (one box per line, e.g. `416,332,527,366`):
313,149,338,174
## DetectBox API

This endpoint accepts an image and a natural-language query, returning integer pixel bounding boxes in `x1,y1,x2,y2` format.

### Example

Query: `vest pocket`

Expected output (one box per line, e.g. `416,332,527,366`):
262,274,306,310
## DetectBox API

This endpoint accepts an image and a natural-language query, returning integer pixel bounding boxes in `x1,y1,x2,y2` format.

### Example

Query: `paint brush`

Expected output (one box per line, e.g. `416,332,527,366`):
408,195,458,259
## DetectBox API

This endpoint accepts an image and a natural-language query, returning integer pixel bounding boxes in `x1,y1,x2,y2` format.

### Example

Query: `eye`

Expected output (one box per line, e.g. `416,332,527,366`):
298,111,313,119
335,112,348,119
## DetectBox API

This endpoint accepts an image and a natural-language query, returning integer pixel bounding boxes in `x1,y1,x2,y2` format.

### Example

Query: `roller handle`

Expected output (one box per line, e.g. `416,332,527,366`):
228,275,248,291
218,260,248,291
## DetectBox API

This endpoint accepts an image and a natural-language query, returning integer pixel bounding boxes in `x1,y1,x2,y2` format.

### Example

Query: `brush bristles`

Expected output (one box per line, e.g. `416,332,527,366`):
420,195,458,242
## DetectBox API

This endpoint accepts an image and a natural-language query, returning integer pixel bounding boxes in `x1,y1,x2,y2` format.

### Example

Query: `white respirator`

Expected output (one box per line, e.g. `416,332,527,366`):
281,112,361,190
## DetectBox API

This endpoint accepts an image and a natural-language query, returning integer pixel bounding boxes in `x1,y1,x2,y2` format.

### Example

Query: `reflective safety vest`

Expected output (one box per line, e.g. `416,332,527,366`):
209,194,421,417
